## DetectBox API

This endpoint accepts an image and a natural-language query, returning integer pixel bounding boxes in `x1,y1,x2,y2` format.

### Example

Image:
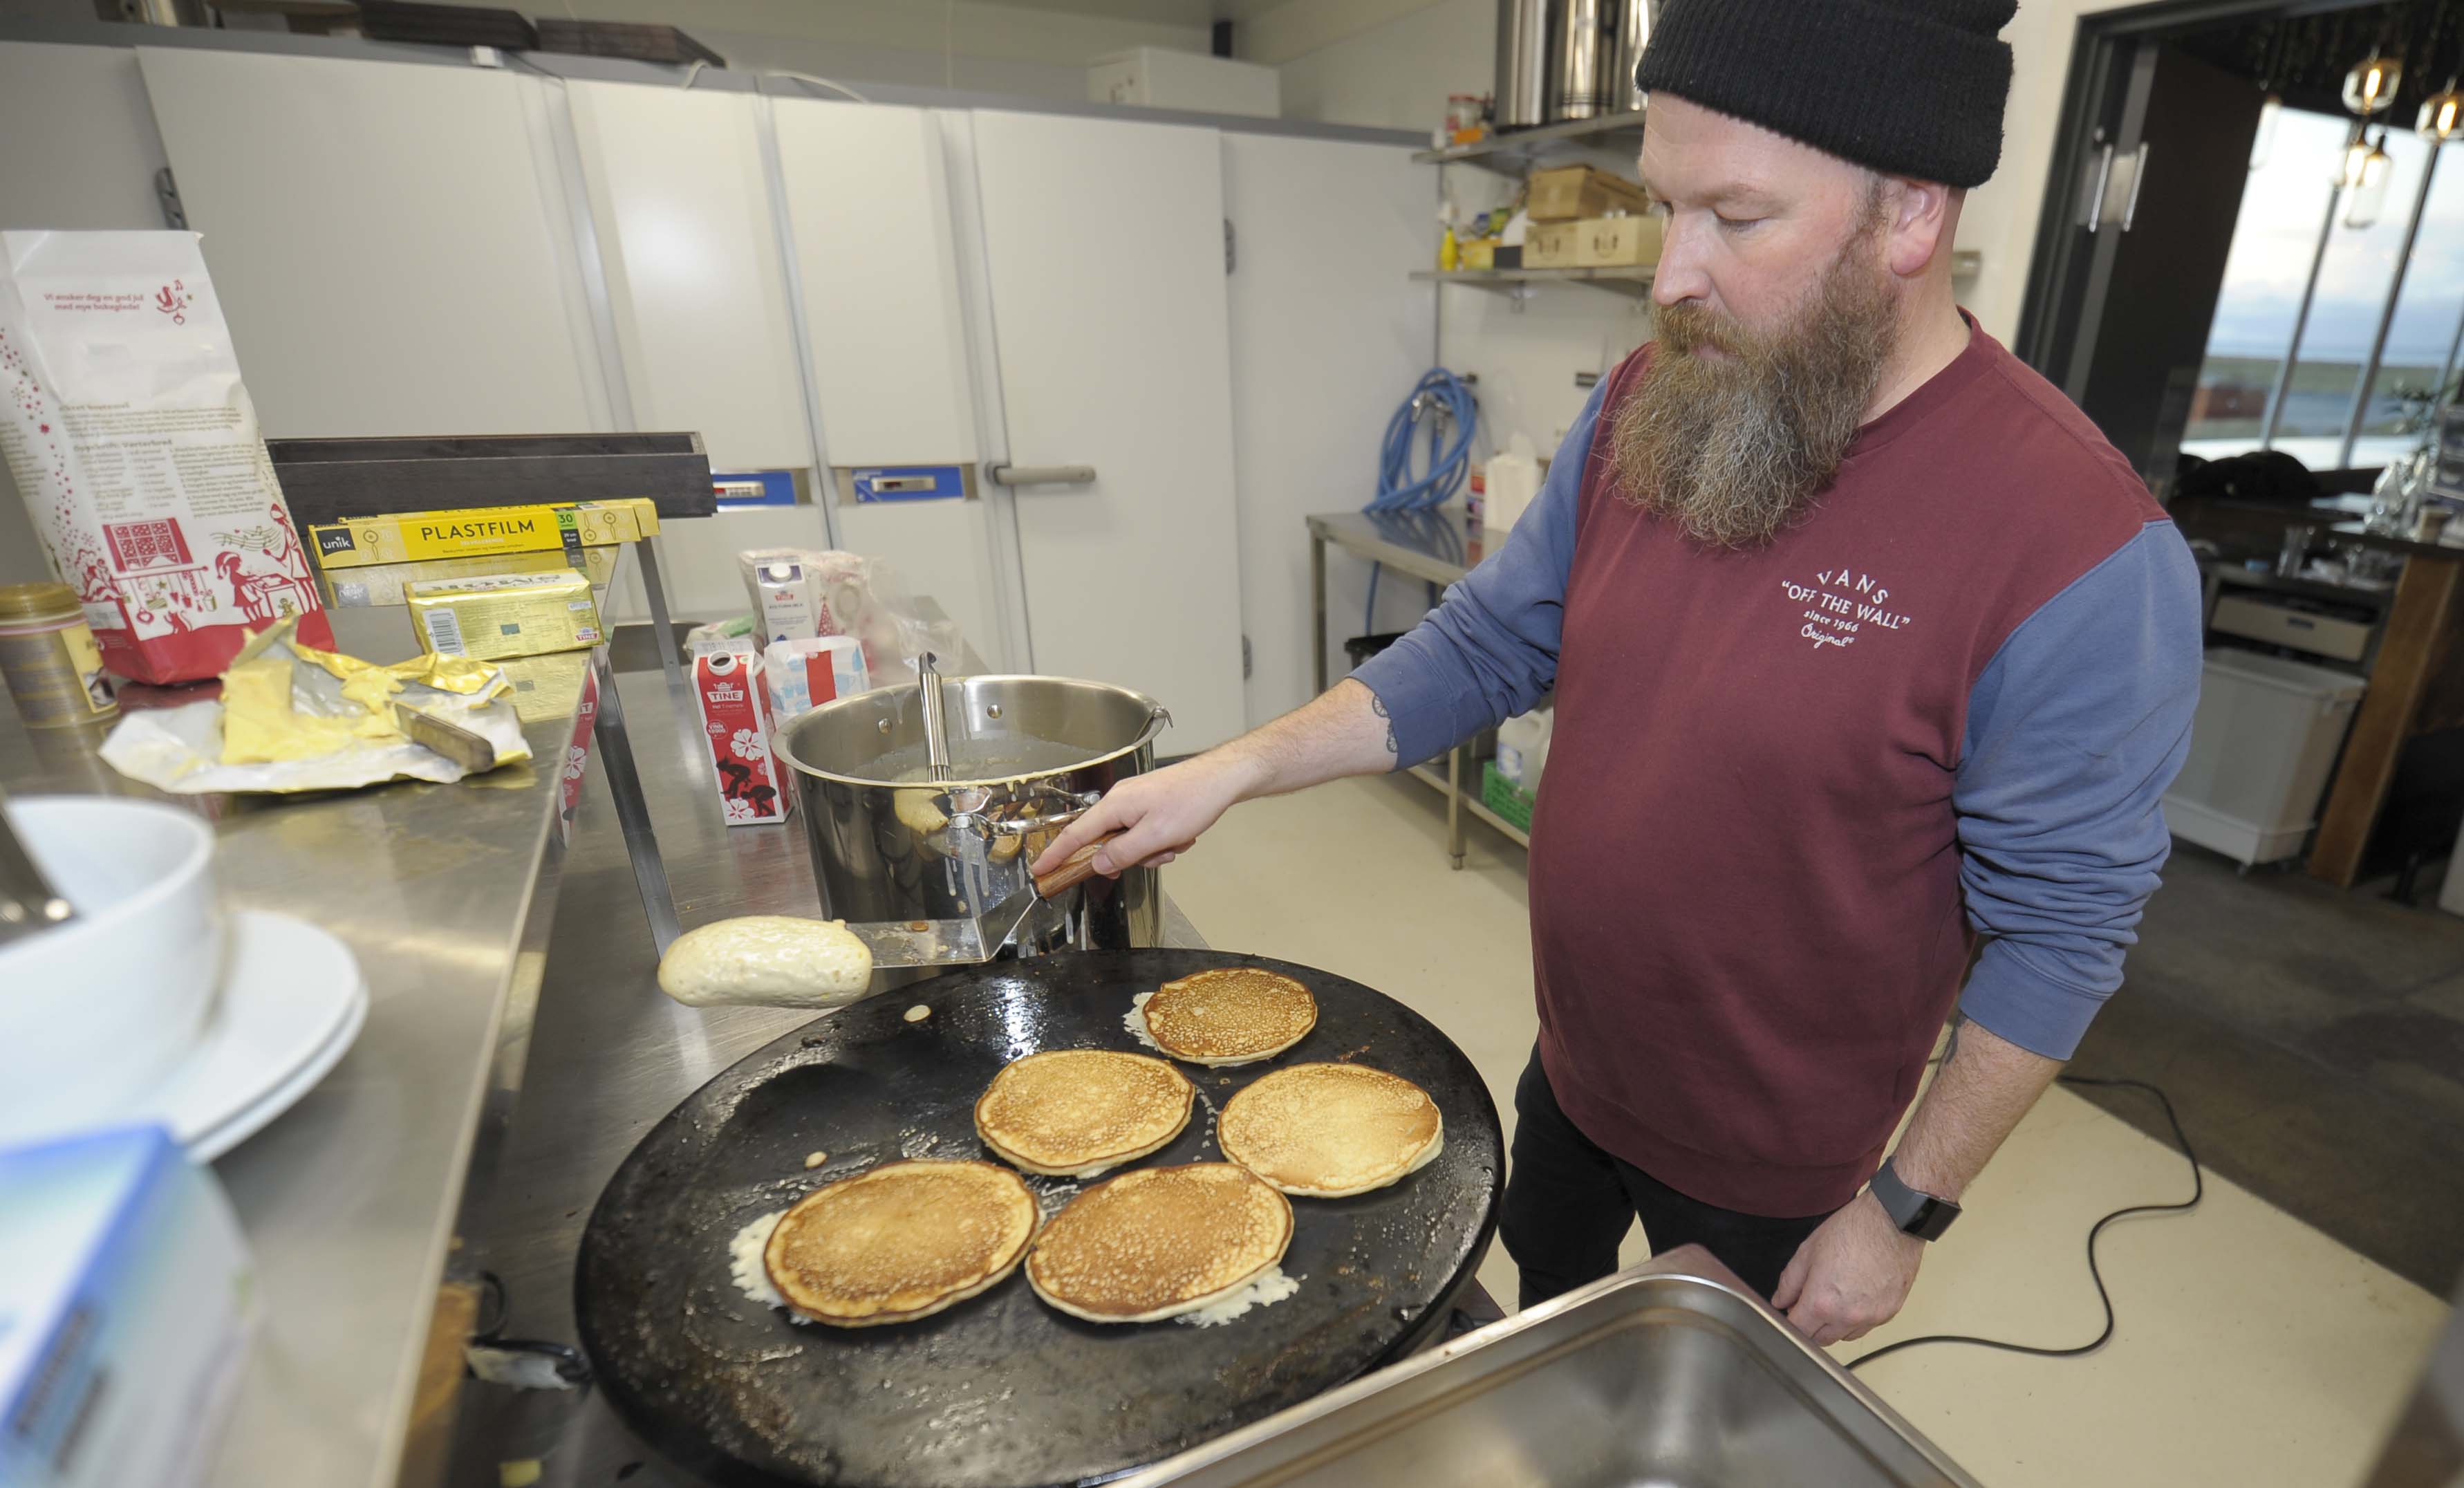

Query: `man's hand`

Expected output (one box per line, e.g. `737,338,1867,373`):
1029,679,1404,881
1031,753,1260,878
1771,1193,1924,1347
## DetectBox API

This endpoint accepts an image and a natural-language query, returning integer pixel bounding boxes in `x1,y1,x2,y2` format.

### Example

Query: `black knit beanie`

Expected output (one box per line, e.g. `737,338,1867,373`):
1635,0,2017,189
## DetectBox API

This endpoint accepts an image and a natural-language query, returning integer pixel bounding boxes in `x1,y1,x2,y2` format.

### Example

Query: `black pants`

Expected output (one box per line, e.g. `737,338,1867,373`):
1500,1048,1836,1308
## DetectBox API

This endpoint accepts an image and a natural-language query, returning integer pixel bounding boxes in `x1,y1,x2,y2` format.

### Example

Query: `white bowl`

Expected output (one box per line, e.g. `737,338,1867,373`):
0,796,223,1146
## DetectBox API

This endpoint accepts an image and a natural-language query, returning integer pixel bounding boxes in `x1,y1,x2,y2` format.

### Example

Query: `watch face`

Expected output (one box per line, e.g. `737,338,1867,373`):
1908,1197,1960,1241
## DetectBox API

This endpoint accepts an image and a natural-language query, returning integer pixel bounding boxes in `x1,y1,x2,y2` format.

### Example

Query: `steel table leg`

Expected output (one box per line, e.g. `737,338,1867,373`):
633,537,687,697
588,650,683,955
1446,743,1465,870
1312,532,1329,696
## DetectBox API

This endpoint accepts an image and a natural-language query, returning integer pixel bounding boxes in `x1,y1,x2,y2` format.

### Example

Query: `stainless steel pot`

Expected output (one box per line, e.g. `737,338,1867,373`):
774,674,1170,961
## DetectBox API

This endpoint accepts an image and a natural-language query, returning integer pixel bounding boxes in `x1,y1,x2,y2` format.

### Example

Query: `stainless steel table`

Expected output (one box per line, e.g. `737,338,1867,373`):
0,605,591,1488
1304,511,1530,868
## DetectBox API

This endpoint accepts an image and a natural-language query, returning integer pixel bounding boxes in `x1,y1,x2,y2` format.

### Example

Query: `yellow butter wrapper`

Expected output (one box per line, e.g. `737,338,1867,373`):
407,570,603,662
319,544,622,609
309,499,659,570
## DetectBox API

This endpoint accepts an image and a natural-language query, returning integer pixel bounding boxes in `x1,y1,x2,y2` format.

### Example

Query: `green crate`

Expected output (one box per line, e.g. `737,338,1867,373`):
1481,761,1536,833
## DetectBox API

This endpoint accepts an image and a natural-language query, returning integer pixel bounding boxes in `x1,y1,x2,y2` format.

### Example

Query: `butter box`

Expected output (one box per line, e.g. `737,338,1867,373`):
309,499,659,570
407,569,603,661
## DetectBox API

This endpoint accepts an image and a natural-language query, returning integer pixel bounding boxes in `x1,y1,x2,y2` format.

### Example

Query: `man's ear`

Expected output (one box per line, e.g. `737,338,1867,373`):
1881,178,1954,279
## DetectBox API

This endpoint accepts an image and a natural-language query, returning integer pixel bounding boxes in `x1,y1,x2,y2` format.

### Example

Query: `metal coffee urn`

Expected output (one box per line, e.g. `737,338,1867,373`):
1609,0,1653,115
1551,0,1607,120
1495,0,1552,130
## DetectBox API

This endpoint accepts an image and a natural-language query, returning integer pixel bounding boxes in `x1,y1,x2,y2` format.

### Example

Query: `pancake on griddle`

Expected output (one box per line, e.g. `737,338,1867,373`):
1217,1063,1444,1198
976,1049,1195,1178
763,1160,1037,1327
1136,967,1317,1066
1025,1163,1293,1323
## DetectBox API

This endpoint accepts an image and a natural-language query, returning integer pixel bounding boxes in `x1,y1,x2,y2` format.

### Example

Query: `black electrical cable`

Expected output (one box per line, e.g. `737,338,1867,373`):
1843,1075,2203,1372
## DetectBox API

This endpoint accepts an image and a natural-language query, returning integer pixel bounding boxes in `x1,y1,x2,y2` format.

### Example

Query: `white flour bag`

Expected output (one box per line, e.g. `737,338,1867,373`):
0,231,333,683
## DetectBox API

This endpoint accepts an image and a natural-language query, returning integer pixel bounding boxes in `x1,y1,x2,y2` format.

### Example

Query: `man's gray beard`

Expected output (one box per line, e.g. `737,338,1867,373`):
1607,243,1901,550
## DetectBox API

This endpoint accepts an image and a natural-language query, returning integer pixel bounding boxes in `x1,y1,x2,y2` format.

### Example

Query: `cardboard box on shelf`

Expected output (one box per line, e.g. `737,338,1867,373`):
1526,165,1652,222
1524,221,1583,268
1574,214,1663,268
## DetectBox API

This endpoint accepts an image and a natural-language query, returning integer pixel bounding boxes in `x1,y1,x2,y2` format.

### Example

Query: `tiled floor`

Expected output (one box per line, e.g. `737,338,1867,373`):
2066,845,2464,1291
1164,774,2452,1488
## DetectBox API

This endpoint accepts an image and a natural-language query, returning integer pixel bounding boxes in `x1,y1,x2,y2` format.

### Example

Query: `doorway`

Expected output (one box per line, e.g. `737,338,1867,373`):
2018,0,2464,494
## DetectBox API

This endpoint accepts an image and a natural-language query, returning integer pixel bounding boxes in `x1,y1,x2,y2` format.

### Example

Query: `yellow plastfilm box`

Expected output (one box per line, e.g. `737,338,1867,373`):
309,499,658,570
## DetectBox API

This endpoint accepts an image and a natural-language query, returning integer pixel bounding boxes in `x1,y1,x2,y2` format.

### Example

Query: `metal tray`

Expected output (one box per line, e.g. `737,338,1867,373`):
1115,1246,1983,1488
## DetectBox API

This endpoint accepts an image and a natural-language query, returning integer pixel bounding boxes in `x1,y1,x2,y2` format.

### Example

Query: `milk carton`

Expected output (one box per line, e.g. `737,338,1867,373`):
692,650,790,825
762,635,870,725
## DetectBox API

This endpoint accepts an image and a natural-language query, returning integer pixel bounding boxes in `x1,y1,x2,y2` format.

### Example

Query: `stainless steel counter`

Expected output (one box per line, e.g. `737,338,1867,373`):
0,602,1200,1488
0,606,590,1488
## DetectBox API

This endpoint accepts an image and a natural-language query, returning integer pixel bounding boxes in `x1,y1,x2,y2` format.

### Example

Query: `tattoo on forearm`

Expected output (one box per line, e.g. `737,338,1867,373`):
1369,692,1397,754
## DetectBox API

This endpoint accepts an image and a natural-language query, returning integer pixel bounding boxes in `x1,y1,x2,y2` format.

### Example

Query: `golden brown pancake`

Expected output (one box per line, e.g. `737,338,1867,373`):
763,1160,1037,1327
1218,1063,1444,1198
1137,967,1317,1067
976,1049,1195,1178
1025,1163,1294,1323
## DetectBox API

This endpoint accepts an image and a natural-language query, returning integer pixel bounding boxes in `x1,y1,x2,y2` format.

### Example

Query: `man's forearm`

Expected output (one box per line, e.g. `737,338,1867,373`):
1212,678,1401,803
1888,1019,2062,1201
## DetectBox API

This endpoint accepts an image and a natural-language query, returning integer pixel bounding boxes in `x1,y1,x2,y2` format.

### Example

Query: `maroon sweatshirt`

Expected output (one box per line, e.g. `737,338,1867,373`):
1357,325,2203,1216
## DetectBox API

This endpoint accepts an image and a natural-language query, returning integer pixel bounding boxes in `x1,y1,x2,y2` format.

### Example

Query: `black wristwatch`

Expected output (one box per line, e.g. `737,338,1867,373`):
1868,1155,1961,1240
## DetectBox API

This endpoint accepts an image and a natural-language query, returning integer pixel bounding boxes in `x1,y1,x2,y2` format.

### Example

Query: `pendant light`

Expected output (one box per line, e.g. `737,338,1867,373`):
2346,50,2405,115
2423,77,2464,141
2252,93,2285,169
2339,120,2378,185
2344,127,2394,229
2252,21,2286,171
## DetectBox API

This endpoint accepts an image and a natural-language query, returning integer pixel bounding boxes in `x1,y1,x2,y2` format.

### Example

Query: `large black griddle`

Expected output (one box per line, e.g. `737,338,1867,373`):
575,949,1505,1488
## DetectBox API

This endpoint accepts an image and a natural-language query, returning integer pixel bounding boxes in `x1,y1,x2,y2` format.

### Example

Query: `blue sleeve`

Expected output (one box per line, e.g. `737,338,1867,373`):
1953,521,2205,1059
1349,380,1605,769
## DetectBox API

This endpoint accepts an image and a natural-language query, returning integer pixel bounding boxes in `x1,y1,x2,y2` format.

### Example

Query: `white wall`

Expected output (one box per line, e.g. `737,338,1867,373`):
1222,133,1436,722
0,41,174,584
1274,0,1491,136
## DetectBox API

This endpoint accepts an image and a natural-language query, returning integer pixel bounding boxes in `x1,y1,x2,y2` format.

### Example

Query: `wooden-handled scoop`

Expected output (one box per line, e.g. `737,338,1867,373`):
843,831,1123,970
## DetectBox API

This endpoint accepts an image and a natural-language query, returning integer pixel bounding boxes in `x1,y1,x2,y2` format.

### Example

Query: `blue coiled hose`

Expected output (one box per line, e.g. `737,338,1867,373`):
1363,368,1478,631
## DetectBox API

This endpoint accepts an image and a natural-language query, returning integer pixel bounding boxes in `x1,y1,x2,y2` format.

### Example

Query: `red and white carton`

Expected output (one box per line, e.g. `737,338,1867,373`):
693,650,791,826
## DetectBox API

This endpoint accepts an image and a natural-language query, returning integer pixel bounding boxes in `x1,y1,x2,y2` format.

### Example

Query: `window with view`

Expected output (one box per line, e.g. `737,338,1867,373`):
2181,105,2464,471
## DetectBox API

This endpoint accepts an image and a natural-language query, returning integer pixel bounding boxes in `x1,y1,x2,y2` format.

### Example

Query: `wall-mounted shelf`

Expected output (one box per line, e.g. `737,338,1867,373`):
1412,109,1647,176
1412,266,1654,299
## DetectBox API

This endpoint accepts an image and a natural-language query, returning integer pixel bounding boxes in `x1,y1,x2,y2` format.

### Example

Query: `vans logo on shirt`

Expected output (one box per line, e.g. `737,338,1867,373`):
1779,568,1914,651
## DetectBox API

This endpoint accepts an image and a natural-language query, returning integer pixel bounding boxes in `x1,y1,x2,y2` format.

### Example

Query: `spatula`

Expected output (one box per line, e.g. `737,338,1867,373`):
843,832,1118,969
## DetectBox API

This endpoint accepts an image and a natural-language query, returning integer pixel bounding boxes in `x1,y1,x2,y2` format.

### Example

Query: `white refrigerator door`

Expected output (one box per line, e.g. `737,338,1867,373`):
774,97,1005,666
564,80,811,474
969,109,1247,754
134,47,607,438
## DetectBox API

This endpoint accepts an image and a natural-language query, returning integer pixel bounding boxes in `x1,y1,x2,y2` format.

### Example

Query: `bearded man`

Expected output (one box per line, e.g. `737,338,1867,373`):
1036,0,2202,1345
